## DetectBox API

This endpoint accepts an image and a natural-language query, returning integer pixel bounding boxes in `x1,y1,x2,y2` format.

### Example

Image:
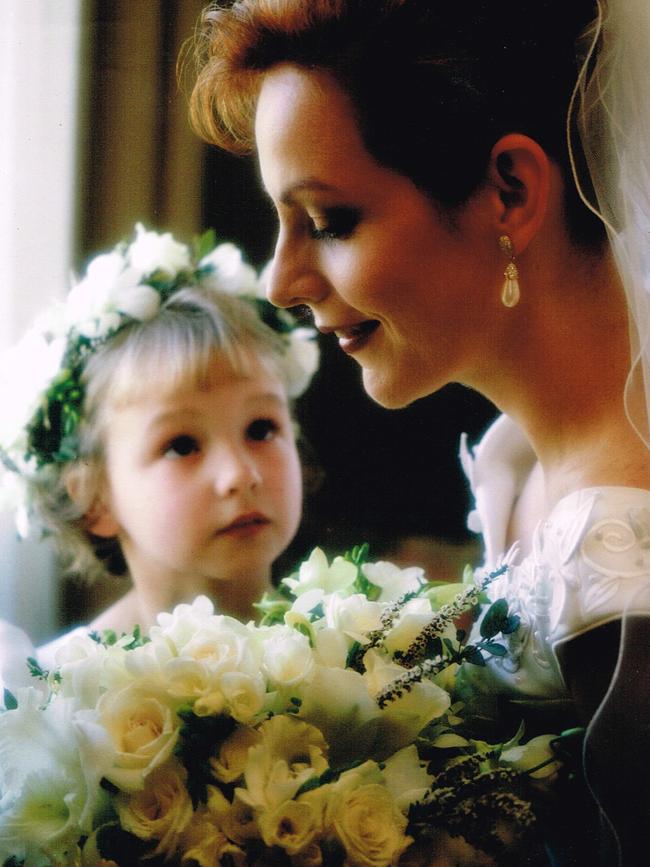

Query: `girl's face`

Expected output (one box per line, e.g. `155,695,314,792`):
96,353,302,601
256,65,500,408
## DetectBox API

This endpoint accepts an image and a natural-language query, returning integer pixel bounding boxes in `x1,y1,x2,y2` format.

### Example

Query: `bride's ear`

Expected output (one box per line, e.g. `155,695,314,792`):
486,133,552,254
65,464,119,538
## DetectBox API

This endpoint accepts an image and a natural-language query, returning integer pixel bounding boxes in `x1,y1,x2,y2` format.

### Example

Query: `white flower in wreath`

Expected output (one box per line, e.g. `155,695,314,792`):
127,222,192,277
0,325,66,466
66,251,136,337
200,241,261,297
284,326,320,398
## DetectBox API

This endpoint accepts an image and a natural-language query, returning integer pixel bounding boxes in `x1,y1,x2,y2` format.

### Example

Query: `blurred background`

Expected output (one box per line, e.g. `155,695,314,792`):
0,0,496,645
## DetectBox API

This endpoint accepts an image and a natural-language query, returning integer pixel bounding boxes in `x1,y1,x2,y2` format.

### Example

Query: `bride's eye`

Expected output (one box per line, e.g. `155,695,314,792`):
309,206,361,241
247,418,279,442
163,434,200,458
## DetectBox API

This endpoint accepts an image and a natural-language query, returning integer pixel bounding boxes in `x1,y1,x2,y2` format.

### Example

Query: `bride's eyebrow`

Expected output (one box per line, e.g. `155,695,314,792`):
279,178,342,206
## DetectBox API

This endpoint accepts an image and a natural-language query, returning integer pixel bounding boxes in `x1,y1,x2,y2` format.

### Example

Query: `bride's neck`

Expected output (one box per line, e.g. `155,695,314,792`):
474,248,650,504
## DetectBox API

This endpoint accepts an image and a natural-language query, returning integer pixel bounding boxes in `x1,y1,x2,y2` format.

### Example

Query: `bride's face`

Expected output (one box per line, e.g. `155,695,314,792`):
256,64,499,408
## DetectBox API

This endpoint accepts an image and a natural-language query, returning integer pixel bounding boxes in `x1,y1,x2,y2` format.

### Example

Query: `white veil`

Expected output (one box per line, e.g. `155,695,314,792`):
571,0,650,449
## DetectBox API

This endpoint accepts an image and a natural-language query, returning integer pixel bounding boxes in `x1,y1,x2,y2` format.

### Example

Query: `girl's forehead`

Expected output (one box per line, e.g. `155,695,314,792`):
108,345,287,409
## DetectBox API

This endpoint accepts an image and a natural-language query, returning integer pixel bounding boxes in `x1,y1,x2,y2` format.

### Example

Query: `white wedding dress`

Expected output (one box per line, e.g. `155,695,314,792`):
460,413,650,701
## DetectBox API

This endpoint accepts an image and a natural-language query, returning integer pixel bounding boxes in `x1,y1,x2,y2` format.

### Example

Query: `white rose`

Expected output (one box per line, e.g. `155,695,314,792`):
238,715,328,811
116,762,193,857
200,242,260,296
181,621,262,678
361,561,424,603
150,596,219,653
362,649,450,756
381,745,433,810
127,222,191,276
382,598,437,655
283,547,358,598
260,626,314,688
501,733,562,779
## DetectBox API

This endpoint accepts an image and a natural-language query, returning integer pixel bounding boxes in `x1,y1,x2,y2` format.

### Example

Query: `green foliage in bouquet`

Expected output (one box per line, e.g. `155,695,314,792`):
0,547,573,866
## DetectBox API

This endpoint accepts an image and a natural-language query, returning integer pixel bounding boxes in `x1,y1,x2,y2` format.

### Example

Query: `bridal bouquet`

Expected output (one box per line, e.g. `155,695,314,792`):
0,547,563,866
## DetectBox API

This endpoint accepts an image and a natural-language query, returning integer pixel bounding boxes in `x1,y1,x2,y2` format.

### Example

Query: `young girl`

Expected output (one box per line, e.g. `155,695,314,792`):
0,224,318,674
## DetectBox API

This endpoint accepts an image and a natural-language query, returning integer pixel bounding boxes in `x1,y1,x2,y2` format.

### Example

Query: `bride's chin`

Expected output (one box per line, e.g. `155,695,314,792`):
361,366,414,409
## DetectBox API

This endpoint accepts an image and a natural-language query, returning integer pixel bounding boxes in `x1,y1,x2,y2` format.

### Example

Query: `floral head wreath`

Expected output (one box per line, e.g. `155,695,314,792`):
0,223,318,486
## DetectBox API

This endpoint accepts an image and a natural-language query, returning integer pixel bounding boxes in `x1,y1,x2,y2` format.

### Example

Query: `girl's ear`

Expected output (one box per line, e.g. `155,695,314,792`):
486,133,552,254
65,466,119,538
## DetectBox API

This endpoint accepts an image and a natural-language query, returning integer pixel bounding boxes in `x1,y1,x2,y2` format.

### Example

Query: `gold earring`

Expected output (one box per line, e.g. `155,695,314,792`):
498,235,520,308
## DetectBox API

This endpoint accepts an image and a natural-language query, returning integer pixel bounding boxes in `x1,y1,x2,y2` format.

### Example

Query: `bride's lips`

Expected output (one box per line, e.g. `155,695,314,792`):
219,512,270,537
321,320,380,354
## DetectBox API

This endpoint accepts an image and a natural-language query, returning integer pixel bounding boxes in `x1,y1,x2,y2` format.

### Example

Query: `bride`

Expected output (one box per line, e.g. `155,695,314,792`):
190,0,650,862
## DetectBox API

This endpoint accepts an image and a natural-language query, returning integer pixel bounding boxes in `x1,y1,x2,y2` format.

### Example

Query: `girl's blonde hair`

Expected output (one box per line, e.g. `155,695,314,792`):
30,285,296,583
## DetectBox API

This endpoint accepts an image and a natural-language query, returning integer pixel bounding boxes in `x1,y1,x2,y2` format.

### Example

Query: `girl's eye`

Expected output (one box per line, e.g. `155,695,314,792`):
247,418,279,442
163,435,200,459
309,206,361,241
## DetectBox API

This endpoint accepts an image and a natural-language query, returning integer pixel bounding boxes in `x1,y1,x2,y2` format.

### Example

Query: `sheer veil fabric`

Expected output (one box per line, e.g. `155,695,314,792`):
572,2,650,860
572,0,650,448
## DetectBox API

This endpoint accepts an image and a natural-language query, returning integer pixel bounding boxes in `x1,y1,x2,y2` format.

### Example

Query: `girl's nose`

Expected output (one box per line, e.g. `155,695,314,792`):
265,231,327,310
213,448,261,497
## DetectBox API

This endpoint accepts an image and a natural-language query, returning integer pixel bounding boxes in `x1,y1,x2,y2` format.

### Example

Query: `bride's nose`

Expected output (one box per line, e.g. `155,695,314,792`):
265,230,328,310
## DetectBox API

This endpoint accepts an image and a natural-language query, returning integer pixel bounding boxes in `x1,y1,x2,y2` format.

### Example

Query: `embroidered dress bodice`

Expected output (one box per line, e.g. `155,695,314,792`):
461,414,650,698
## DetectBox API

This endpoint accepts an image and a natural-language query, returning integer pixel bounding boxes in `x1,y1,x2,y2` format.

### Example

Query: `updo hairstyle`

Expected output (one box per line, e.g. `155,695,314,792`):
190,0,605,249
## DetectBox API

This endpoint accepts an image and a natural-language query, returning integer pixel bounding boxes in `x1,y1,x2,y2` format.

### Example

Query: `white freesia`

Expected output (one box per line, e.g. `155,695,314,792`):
0,688,103,851
260,626,314,688
238,716,328,812
200,241,260,296
150,594,219,652
362,560,425,602
127,222,192,276
283,547,358,598
323,593,384,644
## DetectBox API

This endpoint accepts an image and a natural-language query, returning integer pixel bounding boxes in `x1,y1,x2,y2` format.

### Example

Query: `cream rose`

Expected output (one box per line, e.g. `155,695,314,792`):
327,783,412,867
258,798,322,855
116,763,193,857
87,683,180,791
